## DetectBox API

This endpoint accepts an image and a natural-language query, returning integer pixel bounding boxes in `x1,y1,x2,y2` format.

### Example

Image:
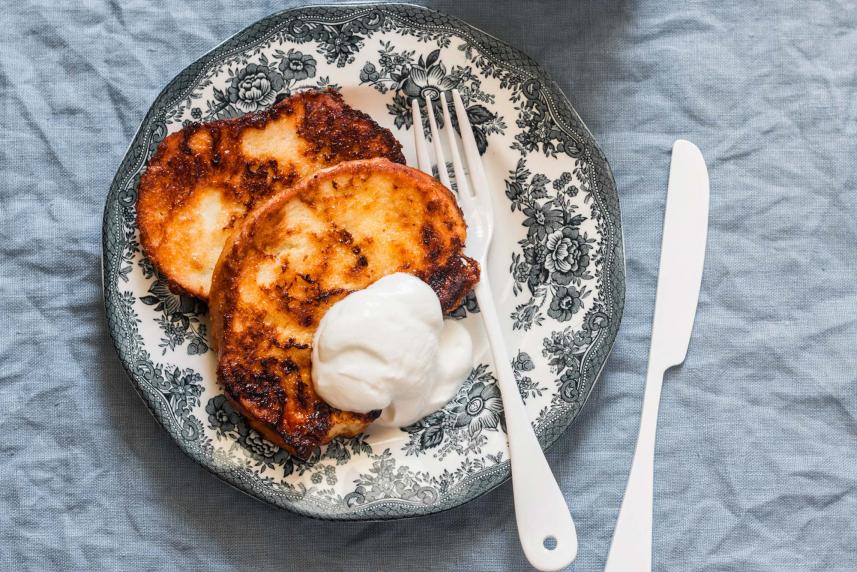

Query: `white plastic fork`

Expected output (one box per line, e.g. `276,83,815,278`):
412,91,577,572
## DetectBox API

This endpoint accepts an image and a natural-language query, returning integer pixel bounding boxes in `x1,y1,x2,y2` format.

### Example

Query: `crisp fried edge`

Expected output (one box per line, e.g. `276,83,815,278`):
136,89,406,300
208,158,480,458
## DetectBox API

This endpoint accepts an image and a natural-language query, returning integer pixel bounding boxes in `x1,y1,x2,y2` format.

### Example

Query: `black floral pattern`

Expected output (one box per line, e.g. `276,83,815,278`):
508,159,595,331
543,330,582,373
244,430,281,459
320,29,363,65
453,380,504,436
449,290,479,319
401,54,459,102
287,16,385,67
522,244,549,293
541,302,613,408
344,451,438,507
513,79,584,158
559,369,580,403
512,351,535,372
278,49,317,80
359,62,380,83
512,351,545,402
205,395,241,433
545,227,592,285
547,285,583,322
206,52,320,120
205,394,293,474
226,63,284,112
168,368,202,415
402,364,504,459
138,274,208,355
361,45,505,153
523,202,564,241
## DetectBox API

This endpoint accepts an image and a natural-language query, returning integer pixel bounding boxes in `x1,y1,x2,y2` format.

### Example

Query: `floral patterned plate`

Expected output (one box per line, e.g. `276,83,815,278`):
103,3,624,520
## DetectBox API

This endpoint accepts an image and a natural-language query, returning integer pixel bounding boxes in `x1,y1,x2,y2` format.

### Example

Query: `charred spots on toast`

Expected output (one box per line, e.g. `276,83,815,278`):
297,91,405,165
237,96,295,130
241,159,287,207
281,405,334,459
285,287,347,328
178,124,199,156
252,414,317,459
420,223,436,245
255,356,284,384
329,223,371,259
282,434,320,461
219,359,285,425
269,273,344,327
421,223,444,263
209,127,223,166
272,337,310,351
310,288,347,305
422,254,481,313
310,400,336,428
270,95,297,118
193,155,210,182
159,156,197,206
294,377,309,409
263,168,301,201
336,228,354,245
280,358,299,374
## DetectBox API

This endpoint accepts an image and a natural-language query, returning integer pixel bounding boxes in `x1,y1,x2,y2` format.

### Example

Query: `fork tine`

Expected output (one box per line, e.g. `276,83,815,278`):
411,99,432,176
439,92,472,198
451,90,490,202
423,96,451,189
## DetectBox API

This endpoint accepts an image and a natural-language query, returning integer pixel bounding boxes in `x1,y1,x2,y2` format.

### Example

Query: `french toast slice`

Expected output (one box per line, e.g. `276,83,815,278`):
209,159,480,458
137,90,405,300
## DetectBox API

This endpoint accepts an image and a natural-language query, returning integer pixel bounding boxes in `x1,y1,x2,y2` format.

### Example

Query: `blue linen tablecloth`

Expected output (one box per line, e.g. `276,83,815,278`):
2,1,856,570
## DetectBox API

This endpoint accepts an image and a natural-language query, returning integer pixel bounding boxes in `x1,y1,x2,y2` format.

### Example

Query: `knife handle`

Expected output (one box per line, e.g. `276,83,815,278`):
604,361,666,572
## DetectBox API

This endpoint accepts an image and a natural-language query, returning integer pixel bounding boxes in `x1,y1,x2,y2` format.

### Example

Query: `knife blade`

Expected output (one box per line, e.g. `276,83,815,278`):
604,139,710,571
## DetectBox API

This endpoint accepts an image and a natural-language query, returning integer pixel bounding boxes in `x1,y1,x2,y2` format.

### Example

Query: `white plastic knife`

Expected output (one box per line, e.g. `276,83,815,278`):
604,140,710,571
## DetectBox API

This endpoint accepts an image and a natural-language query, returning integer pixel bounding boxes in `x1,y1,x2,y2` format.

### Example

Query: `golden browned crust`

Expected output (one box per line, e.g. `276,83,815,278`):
137,89,405,300
209,159,480,458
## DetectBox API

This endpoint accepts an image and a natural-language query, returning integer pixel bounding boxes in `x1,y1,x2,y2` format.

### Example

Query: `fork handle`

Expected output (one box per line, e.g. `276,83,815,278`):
475,279,578,571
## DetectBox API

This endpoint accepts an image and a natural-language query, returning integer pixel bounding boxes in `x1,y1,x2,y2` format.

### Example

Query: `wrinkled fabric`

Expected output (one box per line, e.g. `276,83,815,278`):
1,1,856,570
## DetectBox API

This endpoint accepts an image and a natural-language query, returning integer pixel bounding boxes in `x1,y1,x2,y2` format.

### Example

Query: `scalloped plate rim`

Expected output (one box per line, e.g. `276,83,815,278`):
101,2,625,521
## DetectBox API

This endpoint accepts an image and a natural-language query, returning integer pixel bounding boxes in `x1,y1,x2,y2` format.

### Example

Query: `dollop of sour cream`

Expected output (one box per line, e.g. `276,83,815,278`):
311,273,472,427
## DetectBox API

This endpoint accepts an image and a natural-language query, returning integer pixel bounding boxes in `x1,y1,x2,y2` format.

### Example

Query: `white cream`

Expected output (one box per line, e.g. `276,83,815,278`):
311,273,472,427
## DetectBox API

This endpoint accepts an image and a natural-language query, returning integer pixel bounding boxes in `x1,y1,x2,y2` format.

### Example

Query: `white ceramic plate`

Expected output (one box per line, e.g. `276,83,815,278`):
103,3,624,519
